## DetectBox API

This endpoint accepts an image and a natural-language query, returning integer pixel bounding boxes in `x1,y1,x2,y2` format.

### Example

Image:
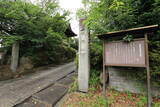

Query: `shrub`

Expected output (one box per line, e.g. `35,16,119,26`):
89,69,100,88
90,40,103,70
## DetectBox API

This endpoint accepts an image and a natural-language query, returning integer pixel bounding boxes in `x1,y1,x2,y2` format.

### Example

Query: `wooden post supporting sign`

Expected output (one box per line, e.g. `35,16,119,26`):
145,33,152,107
103,41,106,98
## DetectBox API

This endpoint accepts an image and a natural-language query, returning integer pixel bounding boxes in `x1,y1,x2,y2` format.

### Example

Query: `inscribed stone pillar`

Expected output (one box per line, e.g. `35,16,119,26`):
11,41,19,72
78,18,90,92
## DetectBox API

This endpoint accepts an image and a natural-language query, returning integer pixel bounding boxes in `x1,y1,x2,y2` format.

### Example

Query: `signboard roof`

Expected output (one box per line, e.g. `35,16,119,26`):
98,25,159,39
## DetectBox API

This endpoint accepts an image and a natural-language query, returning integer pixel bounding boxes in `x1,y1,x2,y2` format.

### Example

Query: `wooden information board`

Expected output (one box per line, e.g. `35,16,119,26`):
100,25,159,107
104,39,146,67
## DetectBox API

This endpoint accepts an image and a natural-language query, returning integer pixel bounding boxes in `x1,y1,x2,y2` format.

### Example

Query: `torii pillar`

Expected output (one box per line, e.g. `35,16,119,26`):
78,18,90,92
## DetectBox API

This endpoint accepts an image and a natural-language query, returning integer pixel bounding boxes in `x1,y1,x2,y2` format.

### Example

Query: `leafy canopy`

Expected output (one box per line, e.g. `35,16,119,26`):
0,0,76,66
0,0,68,47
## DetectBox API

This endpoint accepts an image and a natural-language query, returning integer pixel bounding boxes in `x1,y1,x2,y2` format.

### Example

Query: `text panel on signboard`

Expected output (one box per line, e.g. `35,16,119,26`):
105,39,146,67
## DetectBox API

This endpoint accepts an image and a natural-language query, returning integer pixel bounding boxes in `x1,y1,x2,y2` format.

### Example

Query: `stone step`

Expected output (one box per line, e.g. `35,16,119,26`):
15,72,77,107
15,101,45,107
57,72,76,86
31,84,68,107
30,73,77,107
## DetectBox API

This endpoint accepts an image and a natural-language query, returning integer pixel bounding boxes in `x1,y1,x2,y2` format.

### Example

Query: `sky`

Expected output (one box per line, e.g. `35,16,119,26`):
59,0,83,34
31,0,83,34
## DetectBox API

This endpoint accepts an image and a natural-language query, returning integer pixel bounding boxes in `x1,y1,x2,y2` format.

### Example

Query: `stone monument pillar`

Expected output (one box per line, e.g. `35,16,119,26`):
78,18,90,92
11,41,19,72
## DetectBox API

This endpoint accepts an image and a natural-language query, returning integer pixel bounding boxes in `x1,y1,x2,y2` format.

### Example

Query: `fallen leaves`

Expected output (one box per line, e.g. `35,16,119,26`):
61,88,160,107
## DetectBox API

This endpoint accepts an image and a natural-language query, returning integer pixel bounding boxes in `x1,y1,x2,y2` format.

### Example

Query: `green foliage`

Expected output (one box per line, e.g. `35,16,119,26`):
0,36,23,47
95,96,108,107
74,54,78,67
0,48,3,52
126,91,133,100
90,39,103,70
70,92,108,107
77,0,160,85
69,77,78,92
0,0,76,66
149,41,160,86
153,102,160,107
0,0,67,44
89,69,100,88
76,8,88,19
123,34,134,42
65,38,78,50
137,96,147,107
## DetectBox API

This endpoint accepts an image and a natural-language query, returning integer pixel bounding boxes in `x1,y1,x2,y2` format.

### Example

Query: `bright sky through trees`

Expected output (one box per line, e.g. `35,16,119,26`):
59,0,83,34
31,0,83,34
